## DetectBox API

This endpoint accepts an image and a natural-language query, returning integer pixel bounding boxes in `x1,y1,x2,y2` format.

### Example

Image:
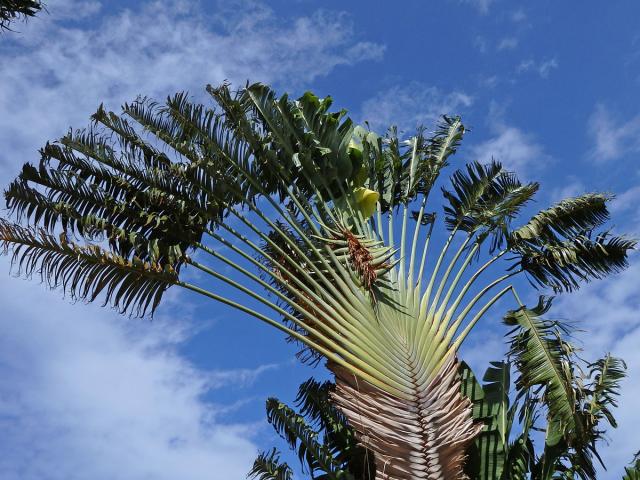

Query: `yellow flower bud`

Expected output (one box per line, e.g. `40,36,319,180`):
353,187,380,219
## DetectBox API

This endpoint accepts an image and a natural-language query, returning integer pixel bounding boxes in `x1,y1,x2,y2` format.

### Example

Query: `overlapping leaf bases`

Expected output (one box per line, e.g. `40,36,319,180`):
1,82,635,479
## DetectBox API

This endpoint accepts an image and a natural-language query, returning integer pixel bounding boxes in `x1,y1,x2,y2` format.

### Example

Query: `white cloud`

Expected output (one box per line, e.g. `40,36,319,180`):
48,0,103,18
0,0,383,178
460,331,509,376
588,104,640,162
470,104,548,174
549,179,587,203
473,35,488,53
0,265,276,480
471,127,547,174
359,82,472,133
497,37,519,51
517,57,559,78
0,1,382,478
511,8,527,22
478,74,499,89
459,0,495,14
209,363,282,389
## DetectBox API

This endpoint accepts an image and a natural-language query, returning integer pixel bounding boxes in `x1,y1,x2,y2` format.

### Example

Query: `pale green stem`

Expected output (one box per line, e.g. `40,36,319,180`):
226,200,371,320
442,250,508,327
202,229,357,326
413,217,435,314
413,231,470,359
425,234,473,324
284,183,372,311
387,205,396,283
430,285,513,376
222,204,362,318
375,202,385,243
416,272,514,382
186,120,365,315
416,225,459,330
399,137,419,292
399,203,409,293
445,272,517,341
277,184,408,353
407,196,427,294
432,241,480,322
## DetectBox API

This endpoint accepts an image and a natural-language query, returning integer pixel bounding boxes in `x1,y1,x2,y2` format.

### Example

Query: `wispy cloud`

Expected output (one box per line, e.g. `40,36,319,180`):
209,363,282,389
497,37,519,51
611,185,640,227
511,8,527,22
473,35,488,53
0,0,383,177
470,103,548,174
516,57,559,78
0,267,279,480
359,82,472,133
549,179,587,203
587,104,640,162
459,0,496,14
471,126,546,173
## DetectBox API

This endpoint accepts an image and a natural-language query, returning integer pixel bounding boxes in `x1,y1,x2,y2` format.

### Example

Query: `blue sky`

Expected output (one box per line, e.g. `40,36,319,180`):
1,1,639,479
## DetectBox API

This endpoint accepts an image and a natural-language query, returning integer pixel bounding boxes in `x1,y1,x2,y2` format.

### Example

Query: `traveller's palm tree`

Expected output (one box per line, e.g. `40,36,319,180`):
0,82,634,479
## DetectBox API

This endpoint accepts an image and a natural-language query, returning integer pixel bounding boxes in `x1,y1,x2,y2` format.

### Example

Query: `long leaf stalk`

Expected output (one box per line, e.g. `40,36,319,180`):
398,137,420,292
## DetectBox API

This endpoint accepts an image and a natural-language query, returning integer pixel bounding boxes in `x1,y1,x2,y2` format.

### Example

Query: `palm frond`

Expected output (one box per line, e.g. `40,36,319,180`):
584,354,626,429
265,398,354,480
508,193,636,292
5,127,221,263
511,194,612,243
294,378,375,479
460,361,510,480
442,160,538,250
295,378,345,433
514,231,636,292
248,448,294,480
412,116,466,200
623,454,640,480
504,295,615,480
502,434,536,480
0,220,178,315
504,296,578,438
